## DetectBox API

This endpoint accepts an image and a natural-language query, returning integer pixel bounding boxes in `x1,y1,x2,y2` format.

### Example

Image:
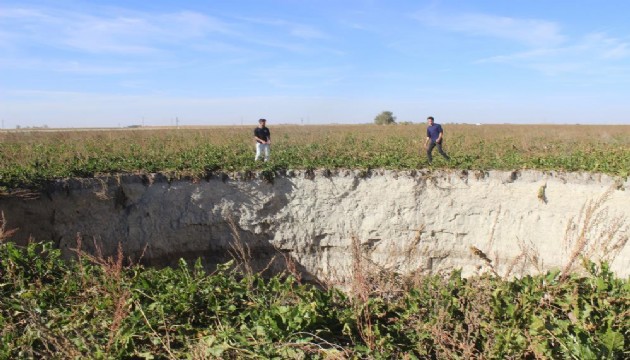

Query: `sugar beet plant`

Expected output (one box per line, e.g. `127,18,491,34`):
1,234,628,358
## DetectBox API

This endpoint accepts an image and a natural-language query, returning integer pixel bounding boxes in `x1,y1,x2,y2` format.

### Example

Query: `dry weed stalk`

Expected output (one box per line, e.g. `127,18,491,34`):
71,235,125,282
227,214,295,280
401,227,436,289
502,252,527,279
561,188,629,279
135,300,176,360
469,246,499,277
485,205,501,251
316,265,344,291
397,224,429,272
70,234,147,358
226,215,253,277
430,308,481,360
0,211,18,243
469,207,503,277
274,332,351,359
375,223,455,287
280,250,302,284
349,234,368,299
106,289,132,353
349,234,376,351
26,309,84,359
502,236,544,278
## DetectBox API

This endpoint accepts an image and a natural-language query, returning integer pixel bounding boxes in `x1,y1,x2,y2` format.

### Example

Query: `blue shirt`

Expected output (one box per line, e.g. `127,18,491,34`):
426,124,443,142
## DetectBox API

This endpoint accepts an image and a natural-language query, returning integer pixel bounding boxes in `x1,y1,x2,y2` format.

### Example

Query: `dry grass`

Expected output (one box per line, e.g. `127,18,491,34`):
349,234,376,352
561,187,629,279
0,212,18,243
226,215,254,277
464,185,629,282
68,235,150,358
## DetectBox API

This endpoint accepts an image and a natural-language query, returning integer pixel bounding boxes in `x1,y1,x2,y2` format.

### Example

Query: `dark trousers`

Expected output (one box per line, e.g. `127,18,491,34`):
426,141,450,163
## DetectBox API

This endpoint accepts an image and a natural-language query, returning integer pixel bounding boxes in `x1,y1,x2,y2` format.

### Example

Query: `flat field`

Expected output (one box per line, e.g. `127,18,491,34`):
1,124,629,188
1,125,629,358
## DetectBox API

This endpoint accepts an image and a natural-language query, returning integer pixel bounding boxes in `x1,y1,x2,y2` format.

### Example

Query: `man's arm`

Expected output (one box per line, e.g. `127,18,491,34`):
436,130,443,144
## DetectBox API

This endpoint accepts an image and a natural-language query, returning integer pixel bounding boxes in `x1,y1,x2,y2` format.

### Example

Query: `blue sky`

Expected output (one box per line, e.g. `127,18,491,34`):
2,0,630,128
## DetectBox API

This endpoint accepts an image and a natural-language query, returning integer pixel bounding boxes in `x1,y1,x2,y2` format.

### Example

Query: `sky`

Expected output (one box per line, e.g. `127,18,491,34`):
2,0,630,128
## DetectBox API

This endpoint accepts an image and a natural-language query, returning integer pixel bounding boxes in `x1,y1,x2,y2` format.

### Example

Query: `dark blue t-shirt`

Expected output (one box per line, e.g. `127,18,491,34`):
426,124,443,142
254,127,270,143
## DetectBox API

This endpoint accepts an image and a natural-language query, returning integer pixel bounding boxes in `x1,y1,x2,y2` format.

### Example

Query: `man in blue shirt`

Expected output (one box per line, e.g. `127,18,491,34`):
424,116,450,164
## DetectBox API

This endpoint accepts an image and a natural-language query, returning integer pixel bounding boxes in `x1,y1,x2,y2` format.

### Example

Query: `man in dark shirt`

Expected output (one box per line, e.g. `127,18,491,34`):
424,116,450,164
254,118,271,161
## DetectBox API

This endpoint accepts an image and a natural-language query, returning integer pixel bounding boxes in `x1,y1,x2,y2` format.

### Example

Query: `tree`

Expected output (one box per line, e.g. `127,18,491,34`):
374,111,396,125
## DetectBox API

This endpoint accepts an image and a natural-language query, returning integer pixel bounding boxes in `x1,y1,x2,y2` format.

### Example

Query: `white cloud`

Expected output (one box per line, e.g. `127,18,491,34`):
581,33,630,60
410,8,630,79
252,64,348,89
61,11,235,54
0,3,335,68
0,58,136,74
290,25,327,39
0,5,233,55
414,10,565,47
0,7,52,21
235,16,329,40
477,32,630,77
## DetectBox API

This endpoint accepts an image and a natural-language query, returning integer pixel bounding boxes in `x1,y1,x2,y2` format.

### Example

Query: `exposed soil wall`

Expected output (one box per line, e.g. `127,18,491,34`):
1,169,628,282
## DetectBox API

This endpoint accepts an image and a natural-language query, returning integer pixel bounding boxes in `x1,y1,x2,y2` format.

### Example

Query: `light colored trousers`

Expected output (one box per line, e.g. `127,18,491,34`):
255,143,270,161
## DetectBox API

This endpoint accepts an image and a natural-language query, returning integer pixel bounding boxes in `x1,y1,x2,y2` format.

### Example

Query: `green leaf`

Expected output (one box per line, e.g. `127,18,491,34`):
601,329,623,353
207,343,230,357
255,325,266,338
530,316,546,334
135,352,155,359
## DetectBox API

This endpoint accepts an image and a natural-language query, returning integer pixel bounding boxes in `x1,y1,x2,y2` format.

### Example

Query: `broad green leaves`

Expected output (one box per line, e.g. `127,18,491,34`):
1,124,629,189
1,239,628,358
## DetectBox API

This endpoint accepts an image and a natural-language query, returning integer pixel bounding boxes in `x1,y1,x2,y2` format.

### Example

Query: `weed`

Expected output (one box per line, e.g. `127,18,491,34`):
561,188,629,279
226,215,253,278
1,231,627,358
0,212,17,243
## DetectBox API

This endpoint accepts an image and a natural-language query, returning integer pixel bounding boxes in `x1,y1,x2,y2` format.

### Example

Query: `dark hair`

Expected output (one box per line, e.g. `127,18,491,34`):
259,118,267,122
427,116,434,121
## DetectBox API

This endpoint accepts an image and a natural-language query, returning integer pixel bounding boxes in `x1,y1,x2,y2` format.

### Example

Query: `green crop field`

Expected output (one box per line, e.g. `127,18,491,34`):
1,239,628,359
1,124,629,189
1,124,629,358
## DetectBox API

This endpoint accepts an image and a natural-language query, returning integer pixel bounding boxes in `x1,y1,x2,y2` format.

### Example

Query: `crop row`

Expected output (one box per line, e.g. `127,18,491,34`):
1,124,629,189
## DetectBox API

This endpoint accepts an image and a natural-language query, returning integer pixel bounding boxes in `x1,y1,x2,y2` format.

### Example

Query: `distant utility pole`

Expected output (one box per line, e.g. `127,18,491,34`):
176,117,179,129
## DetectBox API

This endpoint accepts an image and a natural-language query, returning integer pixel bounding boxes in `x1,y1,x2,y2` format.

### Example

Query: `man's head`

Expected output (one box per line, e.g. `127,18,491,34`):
427,116,434,125
258,118,267,127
